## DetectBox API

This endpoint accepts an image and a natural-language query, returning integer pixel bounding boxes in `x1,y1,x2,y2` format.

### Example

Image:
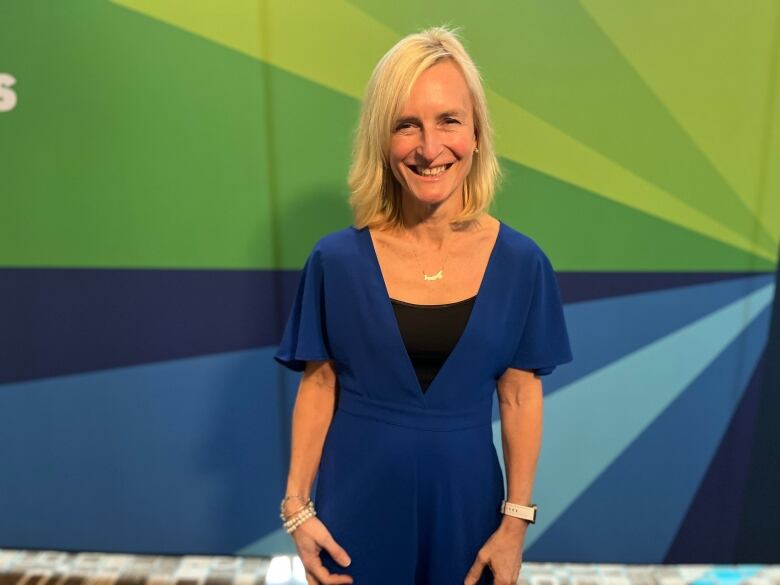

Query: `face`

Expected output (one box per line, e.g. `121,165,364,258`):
388,60,477,209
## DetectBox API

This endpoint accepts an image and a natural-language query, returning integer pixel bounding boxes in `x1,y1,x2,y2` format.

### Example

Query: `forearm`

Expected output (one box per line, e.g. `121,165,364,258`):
497,377,543,533
284,366,338,509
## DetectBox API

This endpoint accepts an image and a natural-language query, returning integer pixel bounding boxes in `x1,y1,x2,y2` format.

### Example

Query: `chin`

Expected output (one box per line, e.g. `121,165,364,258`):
407,188,456,206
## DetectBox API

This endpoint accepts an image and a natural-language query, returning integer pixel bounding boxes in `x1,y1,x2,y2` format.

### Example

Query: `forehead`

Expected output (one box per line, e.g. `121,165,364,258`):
398,60,473,116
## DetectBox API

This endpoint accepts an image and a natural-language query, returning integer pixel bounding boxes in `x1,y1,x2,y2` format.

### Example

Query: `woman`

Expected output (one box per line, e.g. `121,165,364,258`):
274,26,573,585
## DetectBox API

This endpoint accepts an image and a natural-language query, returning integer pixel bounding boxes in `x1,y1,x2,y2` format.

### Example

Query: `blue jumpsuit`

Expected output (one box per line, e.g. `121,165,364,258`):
274,220,573,584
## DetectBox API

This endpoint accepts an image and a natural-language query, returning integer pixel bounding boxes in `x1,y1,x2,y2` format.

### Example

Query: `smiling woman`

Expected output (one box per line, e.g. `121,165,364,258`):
274,25,573,585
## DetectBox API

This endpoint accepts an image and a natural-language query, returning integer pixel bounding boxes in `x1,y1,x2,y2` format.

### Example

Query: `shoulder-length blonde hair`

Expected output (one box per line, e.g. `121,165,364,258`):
348,25,501,230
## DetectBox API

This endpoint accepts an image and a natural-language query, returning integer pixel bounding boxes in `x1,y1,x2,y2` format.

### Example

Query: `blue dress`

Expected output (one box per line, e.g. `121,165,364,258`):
274,220,573,584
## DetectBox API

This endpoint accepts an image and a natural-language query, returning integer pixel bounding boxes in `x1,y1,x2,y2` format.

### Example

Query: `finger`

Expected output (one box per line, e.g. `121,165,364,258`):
319,533,352,569
463,552,488,585
305,572,319,585
307,556,353,585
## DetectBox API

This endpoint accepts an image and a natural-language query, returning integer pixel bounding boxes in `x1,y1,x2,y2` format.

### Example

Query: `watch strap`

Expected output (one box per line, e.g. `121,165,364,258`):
500,500,537,524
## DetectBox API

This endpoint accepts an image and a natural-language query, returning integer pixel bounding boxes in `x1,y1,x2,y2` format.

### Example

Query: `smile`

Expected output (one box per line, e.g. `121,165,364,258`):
407,163,454,177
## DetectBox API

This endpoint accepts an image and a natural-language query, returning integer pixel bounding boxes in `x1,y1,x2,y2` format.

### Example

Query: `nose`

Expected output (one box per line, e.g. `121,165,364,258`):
417,128,444,163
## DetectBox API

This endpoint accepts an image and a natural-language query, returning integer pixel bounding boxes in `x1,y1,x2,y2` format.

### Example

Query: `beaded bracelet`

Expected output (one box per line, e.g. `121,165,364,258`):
281,500,317,533
284,502,316,533
280,495,317,534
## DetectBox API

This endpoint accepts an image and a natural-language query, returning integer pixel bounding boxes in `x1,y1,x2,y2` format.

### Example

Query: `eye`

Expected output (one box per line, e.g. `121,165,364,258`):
394,122,415,132
444,117,460,124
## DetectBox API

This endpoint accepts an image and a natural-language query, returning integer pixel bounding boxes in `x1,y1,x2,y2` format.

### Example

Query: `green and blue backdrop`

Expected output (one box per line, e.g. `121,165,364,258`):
1,0,779,562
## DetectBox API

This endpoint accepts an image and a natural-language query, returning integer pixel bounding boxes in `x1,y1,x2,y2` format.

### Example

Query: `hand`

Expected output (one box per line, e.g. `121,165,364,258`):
463,520,526,585
290,516,353,585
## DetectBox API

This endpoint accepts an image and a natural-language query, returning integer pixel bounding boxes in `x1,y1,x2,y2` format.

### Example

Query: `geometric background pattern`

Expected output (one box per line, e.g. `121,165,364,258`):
0,0,778,562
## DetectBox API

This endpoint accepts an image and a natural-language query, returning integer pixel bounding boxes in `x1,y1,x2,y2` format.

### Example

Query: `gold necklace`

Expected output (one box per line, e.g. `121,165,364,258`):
404,229,451,281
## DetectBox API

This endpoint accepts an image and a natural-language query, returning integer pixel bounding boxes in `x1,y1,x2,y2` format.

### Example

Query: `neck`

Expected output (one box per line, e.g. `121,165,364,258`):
398,188,468,248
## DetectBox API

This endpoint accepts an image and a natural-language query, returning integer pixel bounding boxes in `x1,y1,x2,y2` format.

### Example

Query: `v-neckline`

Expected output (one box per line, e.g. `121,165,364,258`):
363,220,505,402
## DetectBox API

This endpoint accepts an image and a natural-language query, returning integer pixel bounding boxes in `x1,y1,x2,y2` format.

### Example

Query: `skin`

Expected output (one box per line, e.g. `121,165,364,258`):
286,59,543,585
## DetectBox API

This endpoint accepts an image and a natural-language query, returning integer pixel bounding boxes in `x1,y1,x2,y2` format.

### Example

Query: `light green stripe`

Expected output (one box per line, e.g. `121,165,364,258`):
582,0,780,243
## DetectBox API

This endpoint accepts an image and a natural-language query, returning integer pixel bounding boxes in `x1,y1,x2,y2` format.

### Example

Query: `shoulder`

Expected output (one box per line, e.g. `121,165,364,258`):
308,224,363,265
498,221,549,265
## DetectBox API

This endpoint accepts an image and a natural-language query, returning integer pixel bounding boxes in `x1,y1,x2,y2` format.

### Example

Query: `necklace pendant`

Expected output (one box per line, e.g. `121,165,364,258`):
423,269,444,281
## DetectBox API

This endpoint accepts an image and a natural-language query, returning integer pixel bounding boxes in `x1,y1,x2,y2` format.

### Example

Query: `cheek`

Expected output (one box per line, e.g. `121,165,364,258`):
449,134,475,157
386,151,408,185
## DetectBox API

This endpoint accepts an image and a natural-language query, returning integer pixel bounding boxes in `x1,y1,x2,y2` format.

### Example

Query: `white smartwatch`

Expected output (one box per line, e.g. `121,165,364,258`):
500,500,537,524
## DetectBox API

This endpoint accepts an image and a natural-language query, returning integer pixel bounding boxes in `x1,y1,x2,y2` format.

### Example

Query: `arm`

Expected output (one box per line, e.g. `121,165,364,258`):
283,359,354,584
496,366,543,539
283,359,339,517
465,366,541,585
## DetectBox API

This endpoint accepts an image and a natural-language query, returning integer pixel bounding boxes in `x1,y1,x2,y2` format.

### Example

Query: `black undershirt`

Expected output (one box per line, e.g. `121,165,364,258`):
389,295,477,392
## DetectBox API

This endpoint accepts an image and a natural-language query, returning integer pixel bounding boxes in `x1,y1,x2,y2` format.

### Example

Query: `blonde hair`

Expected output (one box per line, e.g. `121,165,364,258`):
348,25,501,230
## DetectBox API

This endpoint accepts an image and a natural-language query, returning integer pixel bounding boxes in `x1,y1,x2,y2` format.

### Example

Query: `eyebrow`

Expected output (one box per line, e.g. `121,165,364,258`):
394,110,467,126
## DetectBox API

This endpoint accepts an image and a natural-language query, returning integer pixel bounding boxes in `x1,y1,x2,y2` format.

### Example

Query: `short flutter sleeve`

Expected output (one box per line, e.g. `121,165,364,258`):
274,246,332,372
508,248,573,376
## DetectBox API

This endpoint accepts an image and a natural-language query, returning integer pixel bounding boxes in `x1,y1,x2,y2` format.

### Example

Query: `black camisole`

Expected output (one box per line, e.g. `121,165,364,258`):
389,295,477,392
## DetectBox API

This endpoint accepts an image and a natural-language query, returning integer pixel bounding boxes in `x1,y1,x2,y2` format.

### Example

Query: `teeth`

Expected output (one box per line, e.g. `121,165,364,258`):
417,164,449,176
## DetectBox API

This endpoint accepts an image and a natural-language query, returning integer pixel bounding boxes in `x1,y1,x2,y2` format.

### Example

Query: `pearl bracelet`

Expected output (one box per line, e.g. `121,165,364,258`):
280,496,317,534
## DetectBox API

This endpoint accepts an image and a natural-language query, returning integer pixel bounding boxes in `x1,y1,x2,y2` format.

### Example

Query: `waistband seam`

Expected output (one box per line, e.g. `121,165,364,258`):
335,390,493,432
